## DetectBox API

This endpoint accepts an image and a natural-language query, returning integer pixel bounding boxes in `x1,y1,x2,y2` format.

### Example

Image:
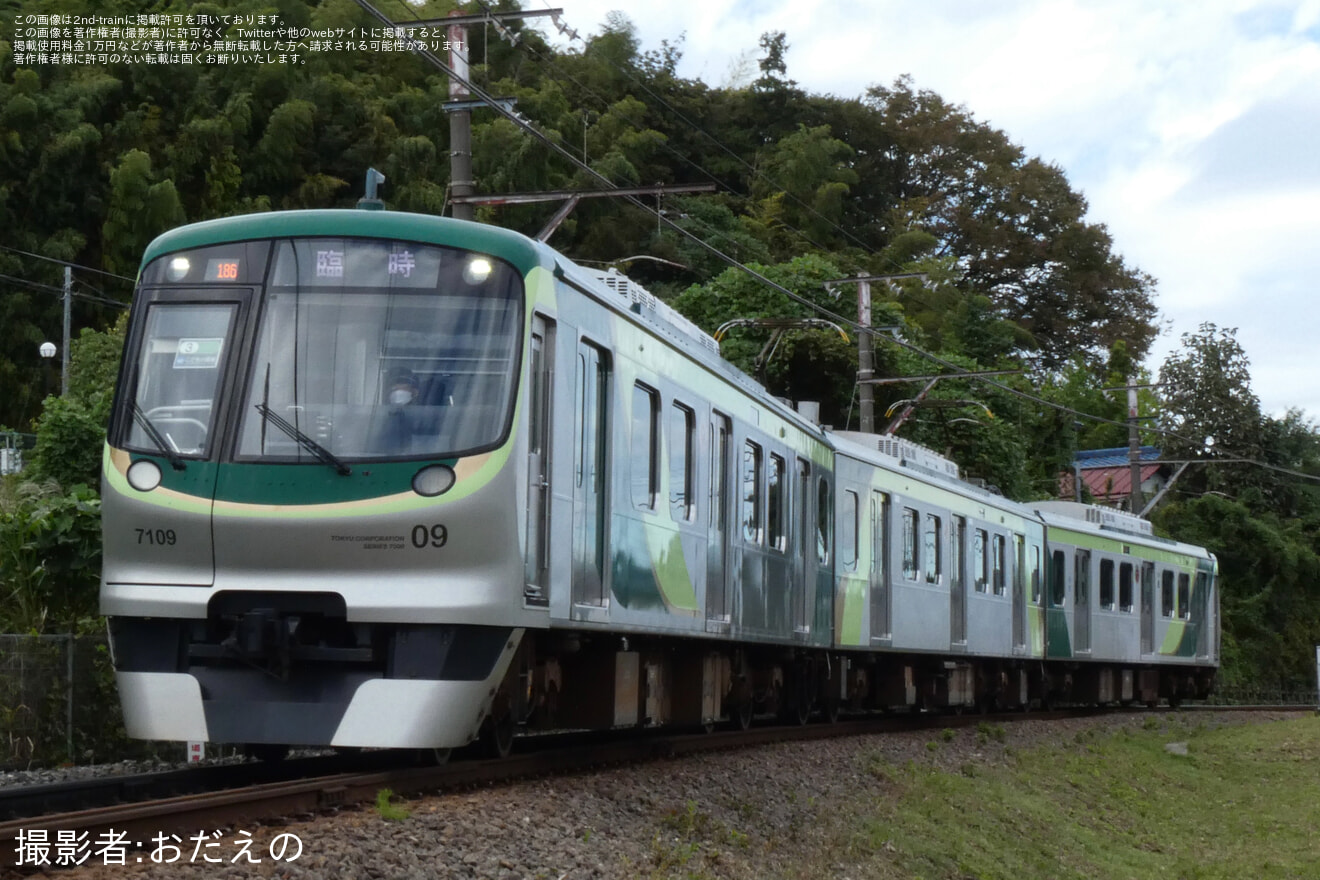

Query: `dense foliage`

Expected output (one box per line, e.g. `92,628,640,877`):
0,1,1317,692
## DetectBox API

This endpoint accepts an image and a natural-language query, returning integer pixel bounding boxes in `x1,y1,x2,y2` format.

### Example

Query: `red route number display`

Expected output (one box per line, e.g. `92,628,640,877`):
204,259,241,281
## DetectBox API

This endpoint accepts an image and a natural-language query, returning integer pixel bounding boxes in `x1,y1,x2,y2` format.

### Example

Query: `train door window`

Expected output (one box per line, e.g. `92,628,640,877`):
1119,562,1134,612
973,529,988,592
1050,550,1066,606
1031,543,1042,603
1099,559,1115,609
1179,573,1191,619
902,508,920,581
951,517,966,592
841,489,859,569
992,535,1006,596
742,440,762,544
817,478,831,564
768,454,787,551
871,491,889,579
631,384,658,510
669,402,695,522
924,514,942,584
1011,534,1026,599
1162,571,1176,617
1075,550,1090,607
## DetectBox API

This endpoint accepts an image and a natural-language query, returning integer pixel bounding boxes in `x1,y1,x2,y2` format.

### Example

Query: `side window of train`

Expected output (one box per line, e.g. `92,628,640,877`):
924,514,942,584
1099,559,1115,609
816,478,831,564
1050,550,1066,606
1180,573,1193,619
742,440,762,544
1119,562,1134,612
841,489,859,569
670,402,695,522
992,534,1006,596
768,454,787,552
1075,550,1090,607
1162,570,1176,617
631,383,659,510
902,508,920,581
973,529,988,592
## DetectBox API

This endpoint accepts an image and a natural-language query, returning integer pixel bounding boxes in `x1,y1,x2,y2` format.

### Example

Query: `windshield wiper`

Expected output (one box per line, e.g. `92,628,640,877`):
131,403,187,471
255,404,351,476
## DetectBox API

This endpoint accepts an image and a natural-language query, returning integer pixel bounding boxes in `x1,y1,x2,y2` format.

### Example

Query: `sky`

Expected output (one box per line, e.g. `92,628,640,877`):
528,0,1320,419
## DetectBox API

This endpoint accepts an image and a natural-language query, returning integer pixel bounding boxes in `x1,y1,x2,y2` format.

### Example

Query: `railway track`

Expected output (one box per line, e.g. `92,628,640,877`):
2,704,1310,870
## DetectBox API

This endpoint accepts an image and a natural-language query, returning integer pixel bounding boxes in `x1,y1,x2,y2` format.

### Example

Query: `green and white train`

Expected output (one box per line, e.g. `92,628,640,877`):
100,209,1218,757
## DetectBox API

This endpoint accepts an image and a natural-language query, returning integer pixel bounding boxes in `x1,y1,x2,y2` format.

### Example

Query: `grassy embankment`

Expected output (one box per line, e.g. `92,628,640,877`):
651,714,1320,879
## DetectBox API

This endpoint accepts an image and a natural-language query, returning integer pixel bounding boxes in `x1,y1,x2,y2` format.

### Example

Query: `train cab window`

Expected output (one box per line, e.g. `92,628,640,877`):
992,534,1006,596
1099,559,1115,609
1179,573,1192,619
816,478,832,564
1162,571,1176,617
1050,550,1066,606
631,384,659,510
1119,563,1134,612
841,490,859,568
924,514,942,584
973,529,988,592
768,454,787,551
742,440,763,544
237,239,523,462
669,403,695,522
1075,550,1090,607
902,508,920,580
122,303,237,458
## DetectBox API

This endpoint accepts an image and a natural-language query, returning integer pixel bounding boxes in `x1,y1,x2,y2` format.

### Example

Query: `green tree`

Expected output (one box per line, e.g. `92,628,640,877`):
1158,323,1263,495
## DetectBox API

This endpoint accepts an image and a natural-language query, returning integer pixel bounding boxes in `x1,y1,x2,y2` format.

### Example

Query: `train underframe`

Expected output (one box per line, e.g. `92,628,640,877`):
500,631,1220,743
109,599,1218,758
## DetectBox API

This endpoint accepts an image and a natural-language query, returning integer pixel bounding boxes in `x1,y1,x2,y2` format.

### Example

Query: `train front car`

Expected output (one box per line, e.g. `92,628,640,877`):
101,211,548,753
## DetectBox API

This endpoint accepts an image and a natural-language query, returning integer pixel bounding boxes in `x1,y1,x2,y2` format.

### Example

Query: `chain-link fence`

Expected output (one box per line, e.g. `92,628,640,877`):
0,634,129,769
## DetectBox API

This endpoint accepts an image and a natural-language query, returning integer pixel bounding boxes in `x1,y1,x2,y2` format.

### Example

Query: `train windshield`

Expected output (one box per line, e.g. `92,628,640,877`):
235,238,523,462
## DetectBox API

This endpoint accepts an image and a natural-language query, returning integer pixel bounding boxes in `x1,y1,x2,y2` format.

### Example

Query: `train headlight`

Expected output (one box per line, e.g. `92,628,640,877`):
412,464,456,497
166,256,191,281
126,459,163,492
463,257,492,285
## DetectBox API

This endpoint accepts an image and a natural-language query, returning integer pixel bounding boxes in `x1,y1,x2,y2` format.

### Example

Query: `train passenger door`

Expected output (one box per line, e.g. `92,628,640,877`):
1140,561,1155,654
1194,570,1211,658
1074,550,1091,652
571,340,609,610
791,459,811,635
706,411,732,630
869,490,890,640
524,316,553,605
950,516,967,644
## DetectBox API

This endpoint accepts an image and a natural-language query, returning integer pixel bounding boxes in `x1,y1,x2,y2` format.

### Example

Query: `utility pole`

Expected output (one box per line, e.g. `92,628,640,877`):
62,265,71,396
1103,379,1159,513
1127,384,1142,514
446,13,474,221
857,276,874,432
824,273,926,433
397,8,560,222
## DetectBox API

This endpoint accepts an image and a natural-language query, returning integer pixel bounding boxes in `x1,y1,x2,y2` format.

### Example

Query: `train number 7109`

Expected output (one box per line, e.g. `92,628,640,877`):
135,528,177,546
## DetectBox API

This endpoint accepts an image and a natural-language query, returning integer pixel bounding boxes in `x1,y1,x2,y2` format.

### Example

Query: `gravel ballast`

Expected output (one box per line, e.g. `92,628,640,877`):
16,711,1309,880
